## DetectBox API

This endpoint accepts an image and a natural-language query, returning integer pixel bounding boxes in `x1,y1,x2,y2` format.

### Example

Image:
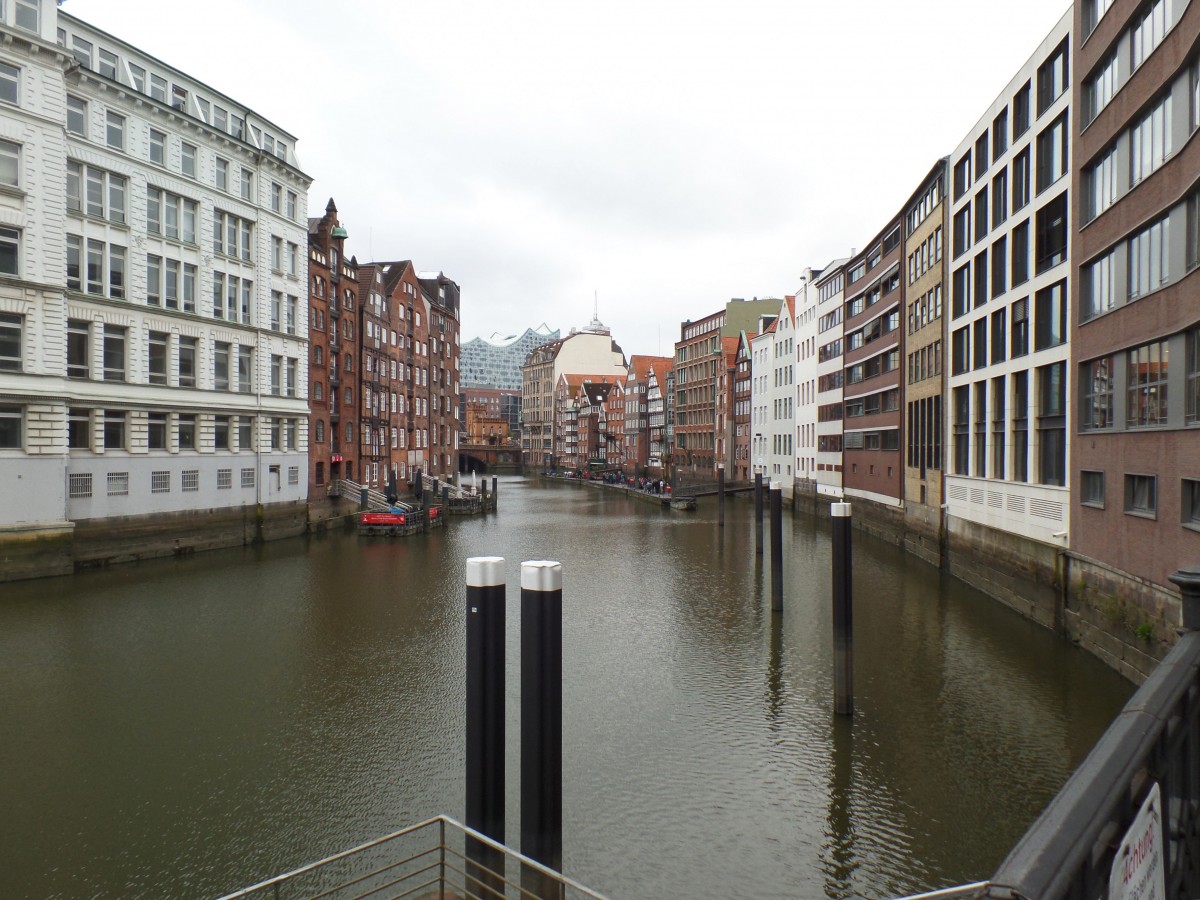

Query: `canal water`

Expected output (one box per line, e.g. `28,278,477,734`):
0,477,1133,899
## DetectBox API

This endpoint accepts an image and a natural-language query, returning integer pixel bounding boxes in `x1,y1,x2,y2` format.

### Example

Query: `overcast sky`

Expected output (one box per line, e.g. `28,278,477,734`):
65,0,1069,359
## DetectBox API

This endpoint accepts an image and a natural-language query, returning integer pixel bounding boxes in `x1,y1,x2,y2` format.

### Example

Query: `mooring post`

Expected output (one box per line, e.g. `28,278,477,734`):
754,471,764,557
717,464,725,528
465,556,506,894
832,502,853,716
481,477,489,513
359,487,368,512
1169,566,1200,630
520,560,563,899
442,485,450,513
770,482,783,614
492,477,498,511
432,476,440,496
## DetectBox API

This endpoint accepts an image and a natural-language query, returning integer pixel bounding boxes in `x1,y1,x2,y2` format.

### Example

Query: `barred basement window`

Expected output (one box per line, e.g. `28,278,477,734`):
241,467,255,488
182,469,199,492
288,466,299,485
107,471,129,496
217,468,232,490
151,470,170,493
68,472,92,498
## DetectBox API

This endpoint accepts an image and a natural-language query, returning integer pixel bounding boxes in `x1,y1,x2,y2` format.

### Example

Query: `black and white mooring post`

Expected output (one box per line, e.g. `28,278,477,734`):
770,482,783,614
520,560,563,897
831,502,853,716
717,464,726,528
754,471,764,557
481,477,489,512
465,556,506,888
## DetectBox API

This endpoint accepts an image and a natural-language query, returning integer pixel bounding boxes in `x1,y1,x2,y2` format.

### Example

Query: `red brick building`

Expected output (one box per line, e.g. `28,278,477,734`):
307,199,359,494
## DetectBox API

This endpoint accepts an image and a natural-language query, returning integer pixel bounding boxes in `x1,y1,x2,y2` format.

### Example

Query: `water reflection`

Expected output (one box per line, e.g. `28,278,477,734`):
0,477,1132,899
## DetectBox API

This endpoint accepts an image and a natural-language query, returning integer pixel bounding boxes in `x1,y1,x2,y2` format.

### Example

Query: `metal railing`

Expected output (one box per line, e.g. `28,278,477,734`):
329,479,413,513
217,815,607,900
981,629,1200,899
894,883,989,900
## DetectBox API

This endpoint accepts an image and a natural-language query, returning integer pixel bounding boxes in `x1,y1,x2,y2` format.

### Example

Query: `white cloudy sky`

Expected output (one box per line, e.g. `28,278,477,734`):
65,0,1069,359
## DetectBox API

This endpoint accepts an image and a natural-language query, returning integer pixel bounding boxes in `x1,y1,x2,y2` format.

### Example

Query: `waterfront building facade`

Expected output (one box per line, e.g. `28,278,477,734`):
762,296,798,490
673,297,779,477
842,218,906,507
0,5,312,542
520,325,627,470
417,272,462,479
794,269,822,488
623,355,671,474
814,262,849,497
945,12,1073,546
1071,0,1200,588
902,162,949,518
461,386,520,442
307,200,357,497
733,333,755,482
461,324,558,391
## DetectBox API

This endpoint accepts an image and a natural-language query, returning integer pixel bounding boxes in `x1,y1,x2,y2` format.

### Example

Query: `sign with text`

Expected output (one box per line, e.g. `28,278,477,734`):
1109,782,1165,900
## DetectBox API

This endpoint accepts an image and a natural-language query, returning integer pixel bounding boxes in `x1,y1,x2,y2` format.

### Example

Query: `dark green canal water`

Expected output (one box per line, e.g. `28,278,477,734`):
0,477,1133,899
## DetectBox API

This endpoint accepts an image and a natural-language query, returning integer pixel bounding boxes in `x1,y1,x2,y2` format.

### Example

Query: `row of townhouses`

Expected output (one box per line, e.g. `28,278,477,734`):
517,1,1198,634
0,3,460,577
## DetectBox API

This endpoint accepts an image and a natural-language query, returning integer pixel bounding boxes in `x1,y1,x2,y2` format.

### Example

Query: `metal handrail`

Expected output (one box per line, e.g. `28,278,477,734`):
217,815,608,900
893,882,989,899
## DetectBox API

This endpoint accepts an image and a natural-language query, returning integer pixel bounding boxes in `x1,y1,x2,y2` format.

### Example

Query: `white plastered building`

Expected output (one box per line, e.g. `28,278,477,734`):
0,4,312,535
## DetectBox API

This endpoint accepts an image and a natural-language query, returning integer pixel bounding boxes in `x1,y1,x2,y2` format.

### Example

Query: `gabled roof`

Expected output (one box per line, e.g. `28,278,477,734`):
628,354,673,383
722,336,739,369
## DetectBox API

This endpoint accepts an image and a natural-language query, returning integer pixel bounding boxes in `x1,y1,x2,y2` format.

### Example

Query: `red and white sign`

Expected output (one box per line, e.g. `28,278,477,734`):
1109,782,1165,900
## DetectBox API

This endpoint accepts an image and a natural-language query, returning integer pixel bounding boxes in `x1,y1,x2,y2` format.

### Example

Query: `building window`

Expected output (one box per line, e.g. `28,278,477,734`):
992,170,1008,229
178,337,197,387
218,468,232,490
1034,193,1067,274
147,412,168,449
271,182,282,212
68,408,90,449
237,417,253,452
146,127,165,166
212,210,252,260
1187,327,1200,424
147,331,167,385
151,470,170,494
0,225,18,275
215,157,228,191
103,410,126,450
0,312,20,372
1037,362,1066,486
14,0,38,33
68,163,127,223
286,190,297,220
1012,148,1030,213
182,469,199,492
1132,0,1174,71
68,472,92,498
178,414,196,450
952,385,969,475
1081,470,1105,508
67,320,89,378
1084,50,1119,125
1012,371,1029,482
1084,0,1116,35
1012,220,1032,286
102,325,126,381
0,403,20,449
1130,92,1173,186
1013,81,1031,138
1127,340,1169,427
1086,145,1119,223
240,167,252,201
107,471,129,496
66,95,86,135
1082,356,1115,430
1036,113,1068,193
1037,39,1069,116
237,345,253,392
105,111,124,150
0,138,18,187
147,188,197,242
0,61,18,106
1034,281,1067,350
181,142,196,178
1183,479,1200,527
1125,474,1157,517
1082,249,1117,321
1129,215,1170,299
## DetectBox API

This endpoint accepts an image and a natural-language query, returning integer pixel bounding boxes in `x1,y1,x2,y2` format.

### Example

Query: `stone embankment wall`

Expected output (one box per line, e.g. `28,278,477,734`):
795,479,1169,683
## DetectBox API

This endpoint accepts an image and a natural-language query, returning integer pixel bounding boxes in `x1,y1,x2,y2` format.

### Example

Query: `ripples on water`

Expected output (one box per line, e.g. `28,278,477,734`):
0,478,1132,899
